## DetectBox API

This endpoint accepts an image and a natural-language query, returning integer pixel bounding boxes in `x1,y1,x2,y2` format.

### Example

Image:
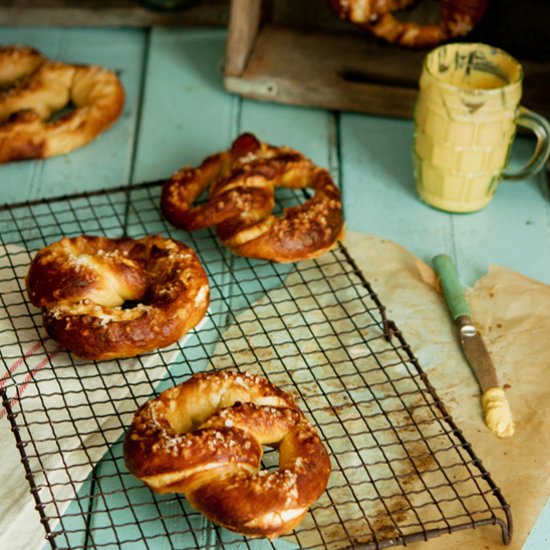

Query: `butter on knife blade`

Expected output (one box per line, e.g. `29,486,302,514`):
433,254,515,438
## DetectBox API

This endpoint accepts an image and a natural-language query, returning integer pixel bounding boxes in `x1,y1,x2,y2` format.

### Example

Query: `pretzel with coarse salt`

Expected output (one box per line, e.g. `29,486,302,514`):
123,370,331,538
161,133,344,263
26,235,209,360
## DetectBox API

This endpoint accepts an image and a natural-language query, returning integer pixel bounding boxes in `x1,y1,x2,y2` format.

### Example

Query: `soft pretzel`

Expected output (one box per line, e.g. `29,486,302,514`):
161,133,344,263
330,0,488,48
124,370,331,538
0,44,46,86
0,44,125,163
25,235,209,360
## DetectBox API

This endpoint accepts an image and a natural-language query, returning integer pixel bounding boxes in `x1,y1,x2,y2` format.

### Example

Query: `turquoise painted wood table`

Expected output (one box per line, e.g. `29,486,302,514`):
0,26,548,550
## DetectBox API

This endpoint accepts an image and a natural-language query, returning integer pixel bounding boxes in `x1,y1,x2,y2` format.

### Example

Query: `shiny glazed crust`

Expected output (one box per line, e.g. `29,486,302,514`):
161,133,344,263
25,235,210,360
124,370,331,538
0,44,125,163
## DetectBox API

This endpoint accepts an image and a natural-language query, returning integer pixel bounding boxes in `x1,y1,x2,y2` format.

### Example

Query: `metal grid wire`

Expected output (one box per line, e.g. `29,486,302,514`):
0,181,512,549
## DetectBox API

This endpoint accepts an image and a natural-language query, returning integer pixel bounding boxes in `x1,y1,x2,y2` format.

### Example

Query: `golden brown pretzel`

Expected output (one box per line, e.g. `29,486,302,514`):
26,235,209,360
124,370,331,538
330,0,488,48
0,45,46,86
0,44,125,163
161,133,344,263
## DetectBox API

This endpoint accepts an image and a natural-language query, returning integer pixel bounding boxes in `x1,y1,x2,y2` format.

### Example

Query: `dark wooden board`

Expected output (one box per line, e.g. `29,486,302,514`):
225,23,424,118
0,0,229,27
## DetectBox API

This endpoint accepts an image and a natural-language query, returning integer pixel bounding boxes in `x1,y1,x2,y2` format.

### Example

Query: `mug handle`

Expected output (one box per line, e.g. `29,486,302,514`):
502,107,550,181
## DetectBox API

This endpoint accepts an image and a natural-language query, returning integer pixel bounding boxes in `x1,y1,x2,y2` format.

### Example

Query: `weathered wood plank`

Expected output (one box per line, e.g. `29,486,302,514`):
225,23,422,119
223,0,262,76
0,0,229,27
131,28,239,181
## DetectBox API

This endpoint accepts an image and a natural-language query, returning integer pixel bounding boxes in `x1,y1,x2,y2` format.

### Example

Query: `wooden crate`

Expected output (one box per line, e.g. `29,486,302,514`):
223,0,550,120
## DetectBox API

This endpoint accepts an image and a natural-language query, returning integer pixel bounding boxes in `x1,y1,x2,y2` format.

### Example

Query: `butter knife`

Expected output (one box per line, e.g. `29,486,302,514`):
433,254,515,438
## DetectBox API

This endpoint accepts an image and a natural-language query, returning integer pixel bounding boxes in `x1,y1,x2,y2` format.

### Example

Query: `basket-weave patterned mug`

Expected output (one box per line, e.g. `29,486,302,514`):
413,43,550,213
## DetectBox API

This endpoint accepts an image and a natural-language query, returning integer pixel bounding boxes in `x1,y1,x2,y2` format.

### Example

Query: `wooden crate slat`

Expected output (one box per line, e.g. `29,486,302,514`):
225,23,423,118
223,0,262,76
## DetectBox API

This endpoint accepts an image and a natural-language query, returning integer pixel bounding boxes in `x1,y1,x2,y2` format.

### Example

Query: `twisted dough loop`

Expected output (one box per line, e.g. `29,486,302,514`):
161,133,344,263
0,44,45,86
124,370,331,538
330,0,488,48
0,44,125,163
26,235,209,360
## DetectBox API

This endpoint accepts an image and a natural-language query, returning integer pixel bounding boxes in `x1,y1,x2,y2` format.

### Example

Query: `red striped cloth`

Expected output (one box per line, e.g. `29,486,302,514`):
0,243,203,549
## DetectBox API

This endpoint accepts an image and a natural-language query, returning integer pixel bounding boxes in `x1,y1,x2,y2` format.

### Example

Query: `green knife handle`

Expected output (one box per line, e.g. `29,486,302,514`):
433,254,472,320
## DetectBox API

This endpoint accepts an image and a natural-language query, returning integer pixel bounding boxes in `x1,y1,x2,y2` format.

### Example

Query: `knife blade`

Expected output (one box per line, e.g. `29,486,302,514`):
433,254,515,437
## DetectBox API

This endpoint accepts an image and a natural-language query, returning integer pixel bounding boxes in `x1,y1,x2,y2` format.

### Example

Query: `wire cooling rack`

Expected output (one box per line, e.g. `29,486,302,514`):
0,181,512,549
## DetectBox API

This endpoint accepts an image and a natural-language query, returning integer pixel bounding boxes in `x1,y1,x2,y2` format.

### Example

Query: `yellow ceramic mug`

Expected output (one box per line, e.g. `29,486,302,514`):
413,43,550,213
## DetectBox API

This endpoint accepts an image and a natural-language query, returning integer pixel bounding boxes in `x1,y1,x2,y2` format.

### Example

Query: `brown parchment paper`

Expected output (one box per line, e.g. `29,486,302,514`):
342,231,550,549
